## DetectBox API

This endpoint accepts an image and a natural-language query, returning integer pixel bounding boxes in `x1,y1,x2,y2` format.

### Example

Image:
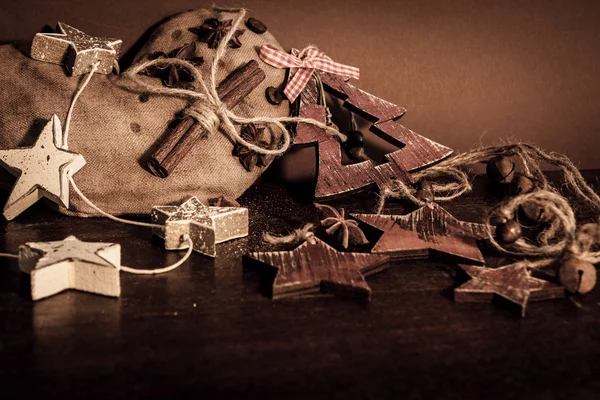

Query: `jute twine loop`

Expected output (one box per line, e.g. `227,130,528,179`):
263,223,316,246
125,7,347,158
485,190,600,270
377,142,600,214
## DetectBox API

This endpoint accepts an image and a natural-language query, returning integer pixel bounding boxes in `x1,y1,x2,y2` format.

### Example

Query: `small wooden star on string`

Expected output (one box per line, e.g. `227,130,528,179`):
244,237,390,300
152,196,248,257
454,264,565,317
31,22,122,76
19,235,121,301
143,43,204,88
315,203,368,249
232,123,274,172
0,115,86,220
353,203,488,264
189,18,244,49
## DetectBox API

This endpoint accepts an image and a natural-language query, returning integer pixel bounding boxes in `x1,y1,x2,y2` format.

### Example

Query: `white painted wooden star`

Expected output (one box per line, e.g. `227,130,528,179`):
0,114,86,220
151,196,248,257
19,235,121,301
31,22,122,76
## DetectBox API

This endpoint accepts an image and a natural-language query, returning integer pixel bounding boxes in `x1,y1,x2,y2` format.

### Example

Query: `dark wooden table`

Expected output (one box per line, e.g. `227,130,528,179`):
1,171,599,399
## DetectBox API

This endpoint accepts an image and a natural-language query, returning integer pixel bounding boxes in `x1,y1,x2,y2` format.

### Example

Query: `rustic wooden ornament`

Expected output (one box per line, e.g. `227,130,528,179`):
454,264,565,317
353,203,488,264
295,73,453,200
31,22,122,76
152,196,248,257
244,237,389,300
146,60,266,178
0,114,86,220
19,235,121,301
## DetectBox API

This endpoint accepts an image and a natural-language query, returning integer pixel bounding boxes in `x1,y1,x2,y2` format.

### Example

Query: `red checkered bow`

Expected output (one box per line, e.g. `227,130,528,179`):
259,44,360,103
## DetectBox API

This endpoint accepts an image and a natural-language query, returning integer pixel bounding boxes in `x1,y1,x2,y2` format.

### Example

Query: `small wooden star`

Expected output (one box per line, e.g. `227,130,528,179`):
315,203,369,249
353,203,488,264
244,237,390,300
19,235,121,301
31,22,122,76
454,264,565,317
189,18,245,49
152,196,248,257
0,115,86,220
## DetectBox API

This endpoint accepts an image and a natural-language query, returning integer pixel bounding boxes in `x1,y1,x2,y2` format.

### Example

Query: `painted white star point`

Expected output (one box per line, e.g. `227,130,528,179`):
0,114,86,220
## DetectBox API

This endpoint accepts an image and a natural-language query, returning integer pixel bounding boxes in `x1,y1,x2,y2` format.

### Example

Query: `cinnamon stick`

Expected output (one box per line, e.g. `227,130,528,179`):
146,60,266,178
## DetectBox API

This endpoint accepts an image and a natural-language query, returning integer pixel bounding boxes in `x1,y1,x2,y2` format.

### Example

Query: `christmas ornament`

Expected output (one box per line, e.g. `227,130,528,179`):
244,237,389,300
0,114,85,220
152,196,248,257
31,22,121,76
496,220,523,244
353,203,488,264
293,72,453,200
558,258,597,294
315,203,368,249
454,264,564,317
486,155,516,184
19,235,121,301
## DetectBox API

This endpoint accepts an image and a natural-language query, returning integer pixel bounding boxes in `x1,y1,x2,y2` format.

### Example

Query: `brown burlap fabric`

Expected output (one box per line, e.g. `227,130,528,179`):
0,8,288,216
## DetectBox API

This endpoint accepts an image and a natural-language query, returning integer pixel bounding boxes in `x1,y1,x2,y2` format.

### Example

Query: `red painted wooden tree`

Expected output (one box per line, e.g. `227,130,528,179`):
295,73,453,200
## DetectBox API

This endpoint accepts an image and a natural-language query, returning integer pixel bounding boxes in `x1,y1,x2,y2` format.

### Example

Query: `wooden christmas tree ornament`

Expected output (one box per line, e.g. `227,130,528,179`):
31,22,122,76
152,196,248,257
295,73,453,200
353,203,488,264
19,235,121,301
0,114,86,220
244,237,390,300
454,264,565,317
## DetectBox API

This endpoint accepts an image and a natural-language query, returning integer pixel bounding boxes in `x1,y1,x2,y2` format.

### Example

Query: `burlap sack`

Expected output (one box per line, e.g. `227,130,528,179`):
0,8,289,216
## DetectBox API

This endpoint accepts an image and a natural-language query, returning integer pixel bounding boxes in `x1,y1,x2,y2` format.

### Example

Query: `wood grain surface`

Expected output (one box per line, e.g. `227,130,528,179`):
0,171,599,399
293,72,452,200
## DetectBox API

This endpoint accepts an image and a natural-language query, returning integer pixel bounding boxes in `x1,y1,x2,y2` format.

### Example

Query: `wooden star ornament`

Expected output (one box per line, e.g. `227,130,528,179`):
0,114,86,220
19,235,121,301
152,196,248,257
353,203,488,264
244,237,390,300
31,22,122,76
454,264,565,317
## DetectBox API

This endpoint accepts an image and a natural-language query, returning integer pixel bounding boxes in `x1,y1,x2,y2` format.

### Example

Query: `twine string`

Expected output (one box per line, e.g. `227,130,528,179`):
124,7,348,158
377,143,600,214
263,223,315,246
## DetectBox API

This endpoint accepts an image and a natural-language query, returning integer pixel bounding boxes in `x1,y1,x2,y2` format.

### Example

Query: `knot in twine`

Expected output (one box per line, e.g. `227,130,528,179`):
263,223,316,247
259,43,360,103
125,7,348,158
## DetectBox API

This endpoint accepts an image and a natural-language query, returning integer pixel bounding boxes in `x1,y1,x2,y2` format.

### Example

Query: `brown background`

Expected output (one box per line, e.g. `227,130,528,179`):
1,0,599,168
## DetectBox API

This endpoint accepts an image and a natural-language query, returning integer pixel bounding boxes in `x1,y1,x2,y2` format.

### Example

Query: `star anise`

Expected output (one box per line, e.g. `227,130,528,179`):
233,124,273,172
315,203,369,249
143,43,204,88
189,18,245,49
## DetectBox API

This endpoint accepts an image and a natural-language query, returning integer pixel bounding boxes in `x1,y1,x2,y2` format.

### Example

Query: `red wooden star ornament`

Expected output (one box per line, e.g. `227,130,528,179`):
244,237,390,300
353,203,489,265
